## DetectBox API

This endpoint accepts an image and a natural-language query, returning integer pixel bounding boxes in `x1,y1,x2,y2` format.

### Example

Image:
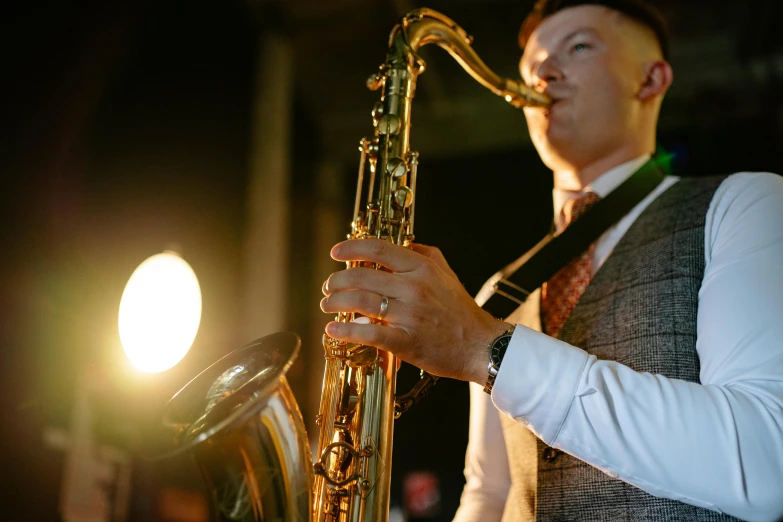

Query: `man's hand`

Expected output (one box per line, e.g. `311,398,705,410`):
320,238,511,383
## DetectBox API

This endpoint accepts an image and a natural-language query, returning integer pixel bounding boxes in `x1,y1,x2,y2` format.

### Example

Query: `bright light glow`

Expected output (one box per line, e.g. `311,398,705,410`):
119,252,202,373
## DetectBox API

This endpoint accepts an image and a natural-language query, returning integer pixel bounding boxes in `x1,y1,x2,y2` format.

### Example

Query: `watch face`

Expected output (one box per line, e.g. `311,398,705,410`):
490,335,511,368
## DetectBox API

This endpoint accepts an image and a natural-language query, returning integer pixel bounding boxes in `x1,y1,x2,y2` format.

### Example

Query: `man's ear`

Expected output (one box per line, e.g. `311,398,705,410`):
638,60,673,101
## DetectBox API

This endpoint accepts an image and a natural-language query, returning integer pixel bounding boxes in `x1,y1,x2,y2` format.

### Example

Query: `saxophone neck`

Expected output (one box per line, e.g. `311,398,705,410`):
377,7,551,109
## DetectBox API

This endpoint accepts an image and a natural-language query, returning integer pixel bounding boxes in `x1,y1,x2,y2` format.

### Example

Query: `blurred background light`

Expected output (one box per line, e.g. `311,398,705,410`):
119,251,202,373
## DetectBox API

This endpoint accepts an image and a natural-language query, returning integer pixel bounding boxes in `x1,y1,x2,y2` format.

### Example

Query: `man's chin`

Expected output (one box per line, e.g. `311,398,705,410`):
531,127,574,161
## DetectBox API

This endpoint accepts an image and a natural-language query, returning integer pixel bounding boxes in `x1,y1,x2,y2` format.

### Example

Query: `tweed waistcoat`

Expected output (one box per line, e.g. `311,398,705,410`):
500,176,743,522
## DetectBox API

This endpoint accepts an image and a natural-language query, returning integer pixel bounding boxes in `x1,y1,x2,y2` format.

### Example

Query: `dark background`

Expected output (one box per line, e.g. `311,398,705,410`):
2,0,782,520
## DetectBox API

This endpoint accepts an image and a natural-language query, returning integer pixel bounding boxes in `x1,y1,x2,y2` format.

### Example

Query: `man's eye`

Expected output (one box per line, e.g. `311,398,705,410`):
572,43,589,52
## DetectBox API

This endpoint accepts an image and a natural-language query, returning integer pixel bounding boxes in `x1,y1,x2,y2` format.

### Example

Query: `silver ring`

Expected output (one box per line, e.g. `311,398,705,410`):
377,295,389,321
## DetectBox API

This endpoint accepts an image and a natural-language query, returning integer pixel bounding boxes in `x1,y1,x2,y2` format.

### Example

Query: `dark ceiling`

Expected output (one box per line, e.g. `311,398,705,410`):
275,0,783,162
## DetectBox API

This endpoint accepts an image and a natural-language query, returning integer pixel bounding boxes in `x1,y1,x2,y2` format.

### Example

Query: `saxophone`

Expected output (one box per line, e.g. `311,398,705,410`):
162,9,549,522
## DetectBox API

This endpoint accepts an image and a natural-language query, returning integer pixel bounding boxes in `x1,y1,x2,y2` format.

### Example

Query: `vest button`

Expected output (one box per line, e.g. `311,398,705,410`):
542,447,561,462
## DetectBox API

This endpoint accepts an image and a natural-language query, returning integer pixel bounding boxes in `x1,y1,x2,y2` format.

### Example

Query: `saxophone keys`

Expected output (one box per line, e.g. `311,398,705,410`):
392,186,413,210
376,114,400,135
371,101,384,125
385,156,407,178
366,70,385,91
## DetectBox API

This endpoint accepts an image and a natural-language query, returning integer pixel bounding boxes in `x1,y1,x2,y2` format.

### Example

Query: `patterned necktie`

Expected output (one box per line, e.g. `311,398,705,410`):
541,191,601,338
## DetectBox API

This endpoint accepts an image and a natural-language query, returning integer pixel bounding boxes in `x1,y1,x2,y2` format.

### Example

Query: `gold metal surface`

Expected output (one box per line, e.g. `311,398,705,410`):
162,333,313,522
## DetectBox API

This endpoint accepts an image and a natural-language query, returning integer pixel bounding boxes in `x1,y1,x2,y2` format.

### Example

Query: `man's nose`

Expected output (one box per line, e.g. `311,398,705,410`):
534,55,564,87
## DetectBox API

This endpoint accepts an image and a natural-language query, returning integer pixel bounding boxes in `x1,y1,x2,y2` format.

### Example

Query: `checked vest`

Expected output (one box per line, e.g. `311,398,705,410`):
499,176,743,522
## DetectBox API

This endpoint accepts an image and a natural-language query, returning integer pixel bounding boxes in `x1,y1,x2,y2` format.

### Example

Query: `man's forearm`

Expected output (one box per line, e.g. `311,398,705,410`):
493,328,783,521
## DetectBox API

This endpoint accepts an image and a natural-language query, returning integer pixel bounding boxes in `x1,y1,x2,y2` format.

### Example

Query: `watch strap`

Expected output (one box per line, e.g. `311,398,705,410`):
483,325,515,394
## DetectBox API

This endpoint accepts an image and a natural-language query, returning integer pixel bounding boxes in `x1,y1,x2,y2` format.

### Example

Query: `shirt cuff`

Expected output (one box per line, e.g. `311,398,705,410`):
491,324,591,445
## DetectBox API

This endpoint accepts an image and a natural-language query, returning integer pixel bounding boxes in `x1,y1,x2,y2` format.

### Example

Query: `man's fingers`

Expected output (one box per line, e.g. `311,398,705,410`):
321,290,400,322
325,320,408,353
409,243,439,258
331,239,422,273
324,267,403,299
410,243,457,278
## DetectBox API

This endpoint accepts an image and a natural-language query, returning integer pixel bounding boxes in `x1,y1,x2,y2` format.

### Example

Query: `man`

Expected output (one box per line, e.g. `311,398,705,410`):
320,0,783,520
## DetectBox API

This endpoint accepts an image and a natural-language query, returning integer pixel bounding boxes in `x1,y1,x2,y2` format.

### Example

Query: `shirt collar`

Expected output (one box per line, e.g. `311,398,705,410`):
552,154,651,220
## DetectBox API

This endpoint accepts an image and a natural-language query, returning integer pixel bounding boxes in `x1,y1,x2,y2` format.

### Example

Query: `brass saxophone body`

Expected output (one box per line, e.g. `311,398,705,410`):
314,13,547,517
163,9,549,522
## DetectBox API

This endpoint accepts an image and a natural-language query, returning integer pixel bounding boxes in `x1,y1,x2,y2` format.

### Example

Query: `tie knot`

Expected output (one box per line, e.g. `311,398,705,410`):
559,191,601,233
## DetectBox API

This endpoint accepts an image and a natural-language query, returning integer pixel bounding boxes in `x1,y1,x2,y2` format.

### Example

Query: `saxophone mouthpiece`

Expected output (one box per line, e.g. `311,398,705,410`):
503,79,552,108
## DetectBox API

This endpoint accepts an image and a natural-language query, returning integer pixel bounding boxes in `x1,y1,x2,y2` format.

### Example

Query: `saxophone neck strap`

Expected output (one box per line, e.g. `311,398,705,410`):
480,156,670,318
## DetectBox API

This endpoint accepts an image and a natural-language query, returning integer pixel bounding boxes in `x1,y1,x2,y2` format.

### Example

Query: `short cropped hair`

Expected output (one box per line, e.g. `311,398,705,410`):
519,0,670,61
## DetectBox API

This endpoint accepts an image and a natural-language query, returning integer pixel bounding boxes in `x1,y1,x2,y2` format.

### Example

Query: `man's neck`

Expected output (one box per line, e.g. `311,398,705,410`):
552,147,653,192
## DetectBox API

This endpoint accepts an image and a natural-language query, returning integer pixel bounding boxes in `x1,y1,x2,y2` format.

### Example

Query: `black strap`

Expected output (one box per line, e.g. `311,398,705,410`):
480,157,669,318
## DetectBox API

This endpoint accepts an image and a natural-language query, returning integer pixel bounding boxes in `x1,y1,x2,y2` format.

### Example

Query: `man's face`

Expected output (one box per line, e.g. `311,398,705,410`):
520,5,647,170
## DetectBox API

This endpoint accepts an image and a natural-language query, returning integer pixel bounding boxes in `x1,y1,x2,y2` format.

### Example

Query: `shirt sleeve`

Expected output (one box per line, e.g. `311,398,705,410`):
491,172,783,522
452,382,511,522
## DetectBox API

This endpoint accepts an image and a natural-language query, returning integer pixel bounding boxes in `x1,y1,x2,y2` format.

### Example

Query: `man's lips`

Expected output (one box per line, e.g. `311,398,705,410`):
543,89,570,106
548,95,568,105
543,97,564,116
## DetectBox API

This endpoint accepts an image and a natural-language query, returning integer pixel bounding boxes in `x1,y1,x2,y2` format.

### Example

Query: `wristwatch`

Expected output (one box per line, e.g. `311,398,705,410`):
483,324,516,394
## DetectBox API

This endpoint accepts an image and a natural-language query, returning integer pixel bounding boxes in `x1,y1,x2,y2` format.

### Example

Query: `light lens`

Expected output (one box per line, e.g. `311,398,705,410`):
119,252,202,373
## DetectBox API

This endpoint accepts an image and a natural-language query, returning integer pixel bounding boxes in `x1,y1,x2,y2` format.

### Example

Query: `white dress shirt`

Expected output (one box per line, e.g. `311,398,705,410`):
454,156,783,522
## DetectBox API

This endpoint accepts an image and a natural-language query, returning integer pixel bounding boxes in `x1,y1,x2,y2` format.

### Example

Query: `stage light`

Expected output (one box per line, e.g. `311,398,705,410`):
119,251,202,373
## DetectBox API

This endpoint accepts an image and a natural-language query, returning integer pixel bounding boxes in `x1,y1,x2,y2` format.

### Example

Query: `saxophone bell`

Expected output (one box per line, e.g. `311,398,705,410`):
161,332,312,522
